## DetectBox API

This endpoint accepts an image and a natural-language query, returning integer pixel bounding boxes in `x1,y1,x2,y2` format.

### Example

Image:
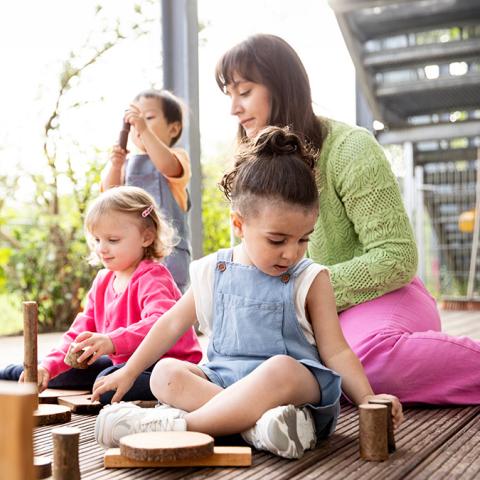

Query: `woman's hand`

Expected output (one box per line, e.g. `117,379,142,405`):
91,367,136,403
72,332,115,365
19,366,50,393
361,393,404,429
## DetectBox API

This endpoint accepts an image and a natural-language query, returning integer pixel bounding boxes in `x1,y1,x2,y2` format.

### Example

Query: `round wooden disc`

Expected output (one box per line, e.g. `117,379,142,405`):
34,403,71,426
34,455,52,479
120,431,214,462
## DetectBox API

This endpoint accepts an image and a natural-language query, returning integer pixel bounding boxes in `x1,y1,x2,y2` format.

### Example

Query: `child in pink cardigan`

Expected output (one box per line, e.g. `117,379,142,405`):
0,186,201,403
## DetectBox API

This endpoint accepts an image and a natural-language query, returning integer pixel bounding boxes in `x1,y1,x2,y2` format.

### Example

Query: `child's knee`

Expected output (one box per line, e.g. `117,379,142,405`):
261,355,303,389
150,358,189,403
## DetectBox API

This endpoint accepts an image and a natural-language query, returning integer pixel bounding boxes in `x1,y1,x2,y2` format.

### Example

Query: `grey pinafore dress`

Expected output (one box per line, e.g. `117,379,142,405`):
126,153,191,292
200,249,342,440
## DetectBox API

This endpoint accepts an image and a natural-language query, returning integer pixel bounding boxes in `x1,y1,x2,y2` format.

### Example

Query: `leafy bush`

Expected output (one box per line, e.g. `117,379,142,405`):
201,156,232,255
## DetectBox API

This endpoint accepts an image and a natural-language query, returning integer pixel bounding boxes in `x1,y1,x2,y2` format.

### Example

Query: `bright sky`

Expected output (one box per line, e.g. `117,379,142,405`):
0,0,355,179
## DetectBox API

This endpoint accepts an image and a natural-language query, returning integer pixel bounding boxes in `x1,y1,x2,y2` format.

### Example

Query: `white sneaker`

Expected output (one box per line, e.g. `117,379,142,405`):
241,405,316,459
95,402,187,448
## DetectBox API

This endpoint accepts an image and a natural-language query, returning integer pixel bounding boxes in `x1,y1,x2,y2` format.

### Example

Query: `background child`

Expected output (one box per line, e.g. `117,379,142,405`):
101,89,192,292
0,186,201,404
92,128,403,459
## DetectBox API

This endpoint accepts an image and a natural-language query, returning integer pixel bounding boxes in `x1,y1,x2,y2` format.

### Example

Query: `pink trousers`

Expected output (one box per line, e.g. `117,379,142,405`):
339,277,480,405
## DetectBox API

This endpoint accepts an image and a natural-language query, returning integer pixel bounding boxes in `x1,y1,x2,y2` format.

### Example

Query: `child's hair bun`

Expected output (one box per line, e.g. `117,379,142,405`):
252,126,316,170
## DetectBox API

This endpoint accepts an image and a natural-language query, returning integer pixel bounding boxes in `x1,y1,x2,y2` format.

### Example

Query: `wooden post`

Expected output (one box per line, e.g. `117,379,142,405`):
368,398,396,452
359,404,389,461
52,427,81,480
23,301,38,384
0,381,37,480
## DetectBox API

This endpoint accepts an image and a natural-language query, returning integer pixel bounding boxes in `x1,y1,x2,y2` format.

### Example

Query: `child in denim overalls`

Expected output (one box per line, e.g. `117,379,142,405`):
93,127,403,459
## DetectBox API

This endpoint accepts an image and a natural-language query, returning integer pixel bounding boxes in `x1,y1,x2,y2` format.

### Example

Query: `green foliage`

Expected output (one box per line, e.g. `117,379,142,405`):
0,3,153,332
201,157,232,255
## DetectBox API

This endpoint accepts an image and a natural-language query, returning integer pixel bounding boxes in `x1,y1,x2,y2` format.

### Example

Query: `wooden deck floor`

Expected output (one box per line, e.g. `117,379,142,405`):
33,309,480,479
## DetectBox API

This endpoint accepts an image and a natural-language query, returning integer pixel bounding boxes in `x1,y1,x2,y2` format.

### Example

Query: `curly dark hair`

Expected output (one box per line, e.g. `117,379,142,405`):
219,126,318,216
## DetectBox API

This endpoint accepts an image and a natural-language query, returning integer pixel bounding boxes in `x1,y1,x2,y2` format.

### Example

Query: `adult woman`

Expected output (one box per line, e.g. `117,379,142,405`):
215,33,480,404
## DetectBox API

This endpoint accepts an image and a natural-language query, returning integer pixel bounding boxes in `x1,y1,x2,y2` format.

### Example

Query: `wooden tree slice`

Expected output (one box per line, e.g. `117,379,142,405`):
39,389,91,404
34,455,52,479
34,404,71,426
120,431,214,462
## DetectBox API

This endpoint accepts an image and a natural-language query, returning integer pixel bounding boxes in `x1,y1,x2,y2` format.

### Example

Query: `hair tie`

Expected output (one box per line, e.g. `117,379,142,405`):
142,205,154,217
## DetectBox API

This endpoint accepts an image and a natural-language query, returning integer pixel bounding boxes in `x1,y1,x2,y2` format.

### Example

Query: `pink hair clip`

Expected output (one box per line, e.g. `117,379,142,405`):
142,205,154,218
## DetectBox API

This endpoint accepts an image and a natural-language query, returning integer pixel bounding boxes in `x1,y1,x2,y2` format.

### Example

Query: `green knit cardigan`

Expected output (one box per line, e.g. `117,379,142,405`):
307,118,418,311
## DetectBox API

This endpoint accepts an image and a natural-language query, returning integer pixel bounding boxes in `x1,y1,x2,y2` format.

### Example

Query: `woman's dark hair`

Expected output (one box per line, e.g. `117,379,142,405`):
215,34,325,150
134,89,184,146
220,126,318,216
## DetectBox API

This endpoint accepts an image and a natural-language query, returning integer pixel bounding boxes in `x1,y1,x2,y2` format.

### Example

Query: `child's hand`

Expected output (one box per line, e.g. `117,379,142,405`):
110,145,127,168
125,104,147,136
91,367,136,403
362,393,404,429
72,332,115,366
19,366,50,393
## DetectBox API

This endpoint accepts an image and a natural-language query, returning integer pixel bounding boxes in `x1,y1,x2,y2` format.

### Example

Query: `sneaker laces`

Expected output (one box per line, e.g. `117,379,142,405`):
138,415,177,433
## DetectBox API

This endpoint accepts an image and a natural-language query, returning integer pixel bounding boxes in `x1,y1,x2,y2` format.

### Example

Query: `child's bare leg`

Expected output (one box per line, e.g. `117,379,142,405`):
150,358,223,411
153,355,320,437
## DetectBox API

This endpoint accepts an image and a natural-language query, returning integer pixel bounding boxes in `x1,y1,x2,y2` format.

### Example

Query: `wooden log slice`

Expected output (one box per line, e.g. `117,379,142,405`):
34,455,52,479
120,431,214,462
34,404,71,427
39,388,91,404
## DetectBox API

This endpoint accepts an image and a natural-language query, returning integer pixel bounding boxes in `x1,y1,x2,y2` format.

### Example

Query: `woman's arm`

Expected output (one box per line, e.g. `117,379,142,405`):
91,288,197,402
307,270,403,426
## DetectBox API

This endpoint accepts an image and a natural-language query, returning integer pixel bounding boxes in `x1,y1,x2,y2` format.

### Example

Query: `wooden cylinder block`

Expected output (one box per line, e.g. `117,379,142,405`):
0,381,37,480
368,398,396,452
52,426,81,480
359,404,388,461
23,301,38,383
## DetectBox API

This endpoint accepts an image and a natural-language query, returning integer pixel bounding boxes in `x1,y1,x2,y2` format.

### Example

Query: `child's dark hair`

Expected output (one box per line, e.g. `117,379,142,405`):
220,126,318,216
134,89,184,146
85,186,177,265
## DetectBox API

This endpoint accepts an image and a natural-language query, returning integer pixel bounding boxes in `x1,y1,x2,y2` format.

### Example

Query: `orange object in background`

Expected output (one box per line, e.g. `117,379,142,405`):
458,209,476,233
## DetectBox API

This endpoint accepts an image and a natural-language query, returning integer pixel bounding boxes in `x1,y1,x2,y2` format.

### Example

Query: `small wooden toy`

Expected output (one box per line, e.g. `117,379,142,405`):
39,388,91,404
58,394,102,414
359,403,389,461
23,301,72,426
104,431,252,468
368,398,396,452
0,381,38,480
52,426,81,479
64,342,91,369
118,120,131,150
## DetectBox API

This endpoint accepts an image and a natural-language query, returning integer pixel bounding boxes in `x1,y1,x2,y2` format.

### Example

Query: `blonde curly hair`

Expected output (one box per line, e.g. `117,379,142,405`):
84,186,177,265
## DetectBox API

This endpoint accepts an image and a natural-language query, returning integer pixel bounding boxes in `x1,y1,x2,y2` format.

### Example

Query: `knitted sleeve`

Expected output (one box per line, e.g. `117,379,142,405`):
329,129,418,311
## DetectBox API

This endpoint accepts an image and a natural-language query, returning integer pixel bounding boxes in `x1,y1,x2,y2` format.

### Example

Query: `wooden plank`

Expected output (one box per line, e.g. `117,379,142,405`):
105,446,252,468
58,395,102,414
403,414,480,479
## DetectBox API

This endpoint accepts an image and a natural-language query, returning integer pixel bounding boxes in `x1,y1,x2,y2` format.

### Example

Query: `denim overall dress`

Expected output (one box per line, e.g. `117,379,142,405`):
200,249,342,440
126,154,191,292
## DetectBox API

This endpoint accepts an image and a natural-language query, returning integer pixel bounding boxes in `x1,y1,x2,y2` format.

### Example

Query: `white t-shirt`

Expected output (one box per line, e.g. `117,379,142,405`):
189,253,329,346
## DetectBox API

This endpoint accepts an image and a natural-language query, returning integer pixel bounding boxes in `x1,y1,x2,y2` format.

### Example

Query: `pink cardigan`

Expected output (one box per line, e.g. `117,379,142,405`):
41,259,202,378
